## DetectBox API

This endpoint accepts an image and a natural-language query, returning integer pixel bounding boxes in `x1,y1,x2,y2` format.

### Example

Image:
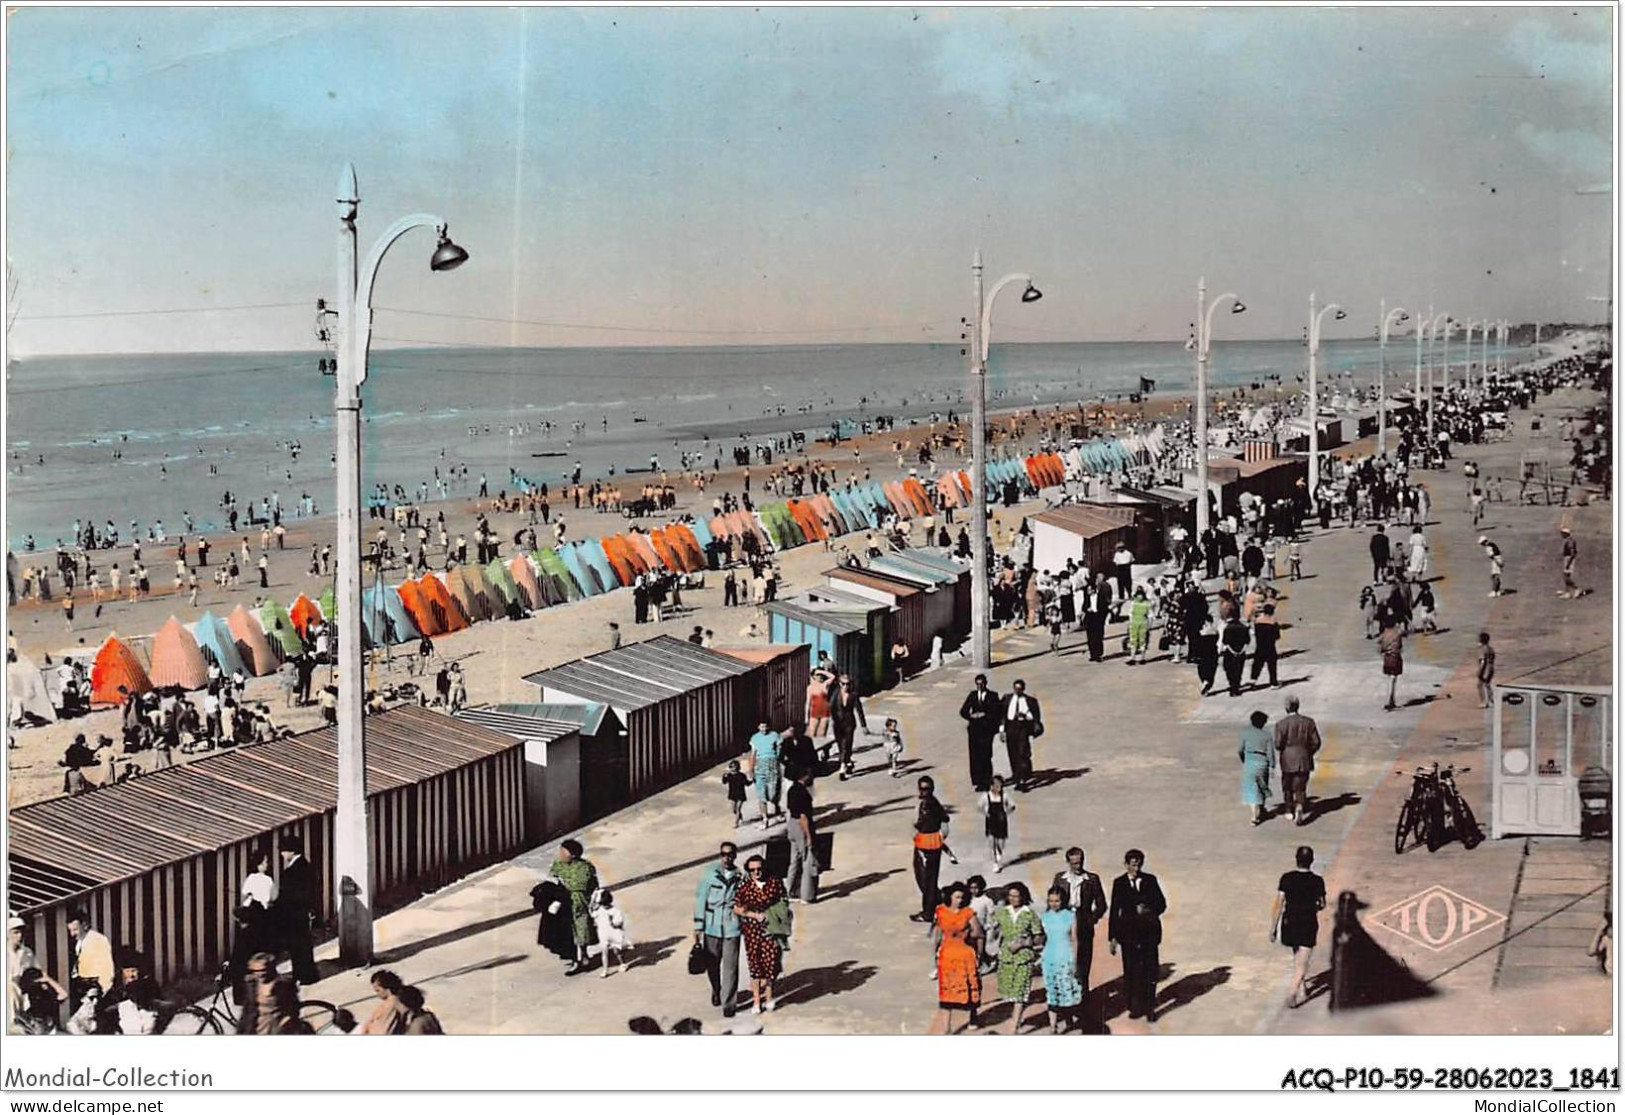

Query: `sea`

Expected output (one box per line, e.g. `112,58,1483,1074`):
5,337,1522,549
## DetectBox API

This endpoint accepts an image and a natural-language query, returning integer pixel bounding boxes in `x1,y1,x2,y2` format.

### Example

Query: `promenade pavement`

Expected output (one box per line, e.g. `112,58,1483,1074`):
295,387,1611,1036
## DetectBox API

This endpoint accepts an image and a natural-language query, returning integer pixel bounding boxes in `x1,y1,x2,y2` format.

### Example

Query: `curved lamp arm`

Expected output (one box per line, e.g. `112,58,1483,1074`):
1381,306,1409,341
351,214,448,386
980,272,1036,363
1202,293,1243,354
1310,303,1344,351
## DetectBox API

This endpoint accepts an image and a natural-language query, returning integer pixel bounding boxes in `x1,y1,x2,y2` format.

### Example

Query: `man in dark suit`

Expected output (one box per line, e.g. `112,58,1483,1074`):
1052,847,1108,1016
274,839,320,986
1084,574,1113,662
958,674,1002,792
1108,848,1167,1021
1369,525,1391,582
1001,679,1041,790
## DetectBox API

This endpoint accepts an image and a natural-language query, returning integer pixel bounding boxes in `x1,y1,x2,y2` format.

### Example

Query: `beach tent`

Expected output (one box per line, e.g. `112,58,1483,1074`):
583,538,627,588
226,605,279,675
445,566,492,623
509,556,547,611
934,472,965,509
626,532,666,573
288,594,323,638
880,481,911,519
664,525,704,571
557,543,602,597
363,581,421,645
464,562,503,616
534,549,582,602
90,636,152,705
396,579,444,636
832,489,870,529
901,478,933,516
318,587,337,624
686,518,714,553
8,651,57,724
788,500,828,542
192,611,246,677
259,599,304,657
485,558,520,609
148,617,209,691
647,527,683,573
419,573,470,633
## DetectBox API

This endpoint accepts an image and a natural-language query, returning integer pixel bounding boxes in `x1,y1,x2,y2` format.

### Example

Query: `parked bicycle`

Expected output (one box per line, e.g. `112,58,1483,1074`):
159,964,341,1035
1394,762,1484,854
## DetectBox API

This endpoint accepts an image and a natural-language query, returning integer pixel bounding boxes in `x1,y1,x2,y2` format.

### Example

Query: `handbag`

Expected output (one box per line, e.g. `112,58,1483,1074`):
686,941,708,976
1031,719,1045,739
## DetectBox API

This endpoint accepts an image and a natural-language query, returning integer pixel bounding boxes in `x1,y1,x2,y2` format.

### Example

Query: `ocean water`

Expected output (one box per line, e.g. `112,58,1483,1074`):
4,337,1519,548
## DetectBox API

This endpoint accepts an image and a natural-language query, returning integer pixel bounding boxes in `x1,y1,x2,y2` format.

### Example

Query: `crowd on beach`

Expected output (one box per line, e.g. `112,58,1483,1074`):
7,338,1612,1036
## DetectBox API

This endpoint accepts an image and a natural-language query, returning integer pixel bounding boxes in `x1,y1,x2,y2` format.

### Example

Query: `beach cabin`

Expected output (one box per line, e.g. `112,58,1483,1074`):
522,636,759,800
1202,452,1308,518
764,593,888,696
454,706,583,843
823,565,942,669
1112,486,1197,559
714,644,812,730
1027,503,1140,577
870,547,972,640
7,706,525,991
864,554,967,656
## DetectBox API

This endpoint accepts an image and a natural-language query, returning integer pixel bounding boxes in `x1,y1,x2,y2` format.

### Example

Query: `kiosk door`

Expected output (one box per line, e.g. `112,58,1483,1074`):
1492,685,1612,838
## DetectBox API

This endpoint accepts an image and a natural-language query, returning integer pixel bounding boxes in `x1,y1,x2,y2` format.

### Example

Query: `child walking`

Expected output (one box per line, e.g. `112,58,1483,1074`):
982,775,1014,873
722,760,749,828
882,717,905,778
590,888,633,976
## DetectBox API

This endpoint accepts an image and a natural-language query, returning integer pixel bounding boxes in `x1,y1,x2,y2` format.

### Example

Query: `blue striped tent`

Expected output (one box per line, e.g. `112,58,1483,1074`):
191,612,245,676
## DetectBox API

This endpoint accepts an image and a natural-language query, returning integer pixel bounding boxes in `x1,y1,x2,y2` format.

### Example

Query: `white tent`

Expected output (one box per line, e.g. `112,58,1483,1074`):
7,651,57,725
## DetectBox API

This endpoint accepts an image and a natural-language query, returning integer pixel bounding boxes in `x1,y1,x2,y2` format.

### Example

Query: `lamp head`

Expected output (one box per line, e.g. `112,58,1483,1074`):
1020,282,1042,304
1230,301,1246,315
430,231,469,272
1333,309,1347,321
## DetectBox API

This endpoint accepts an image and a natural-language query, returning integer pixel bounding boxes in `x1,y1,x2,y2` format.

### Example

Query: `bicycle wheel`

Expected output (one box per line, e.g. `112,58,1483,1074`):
1424,792,1446,852
299,998,340,1033
159,1006,222,1035
1393,799,1415,855
1451,791,1485,849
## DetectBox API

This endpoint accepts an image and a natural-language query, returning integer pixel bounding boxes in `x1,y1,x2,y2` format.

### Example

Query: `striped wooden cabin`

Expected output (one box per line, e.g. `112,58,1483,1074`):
7,705,525,991
523,635,760,801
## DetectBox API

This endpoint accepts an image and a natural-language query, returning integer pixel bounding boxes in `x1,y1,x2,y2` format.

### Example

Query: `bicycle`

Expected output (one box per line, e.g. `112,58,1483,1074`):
157,964,340,1035
1394,763,1483,854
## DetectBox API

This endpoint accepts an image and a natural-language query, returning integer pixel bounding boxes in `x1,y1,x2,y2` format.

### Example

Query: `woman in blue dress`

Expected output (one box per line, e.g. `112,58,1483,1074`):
1039,886,1081,1033
747,722,783,828
1238,709,1275,826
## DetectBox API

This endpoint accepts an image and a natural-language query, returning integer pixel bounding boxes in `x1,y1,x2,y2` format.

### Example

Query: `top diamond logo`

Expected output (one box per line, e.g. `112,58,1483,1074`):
1371,885,1508,952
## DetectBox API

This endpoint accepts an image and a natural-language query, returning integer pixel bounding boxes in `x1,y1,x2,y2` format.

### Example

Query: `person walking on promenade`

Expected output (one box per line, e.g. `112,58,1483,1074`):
1269,845,1326,1009
1559,526,1579,597
981,775,1014,872
746,721,783,828
1051,847,1107,1021
1368,525,1391,583
1239,710,1275,826
805,664,834,742
722,760,749,828
828,673,868,782
1476,632,1497,709
1001,679,1042,790
1378,618,1405,711
910,776,953,924
1405,525,1430,582
785,767,819,903
732,854,788,1015
693,842,744,1017
273,840,320,986
1040,886,1082,1033
1108,849,1166,1022
930,881,984,1034
959,673,1002,792
1250,602,1281,689
1220,615,1250,697
993,881,1043,1034
550,839,600,975
1125,586,1152,665
1480,536,1505,597
1192,618,1220,696
1274,696,1322,827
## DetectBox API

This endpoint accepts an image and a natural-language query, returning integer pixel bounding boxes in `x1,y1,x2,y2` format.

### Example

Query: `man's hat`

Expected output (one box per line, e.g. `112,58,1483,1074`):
1478,536,1490,545
1561,526,1572,534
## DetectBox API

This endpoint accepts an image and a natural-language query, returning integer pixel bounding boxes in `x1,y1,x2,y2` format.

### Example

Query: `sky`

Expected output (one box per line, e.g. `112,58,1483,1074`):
4,5,1615,356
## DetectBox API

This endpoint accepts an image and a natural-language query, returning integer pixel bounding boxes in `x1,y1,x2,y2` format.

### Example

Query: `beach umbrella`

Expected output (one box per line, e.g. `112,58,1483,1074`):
193,611,246,677
259,598,304,656
7,650,57,724
148,617,209,690
227,604,279,675
90,636,152,705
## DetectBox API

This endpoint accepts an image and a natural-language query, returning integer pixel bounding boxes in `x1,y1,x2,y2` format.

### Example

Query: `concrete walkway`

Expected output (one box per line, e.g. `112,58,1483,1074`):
299,388,1612,1035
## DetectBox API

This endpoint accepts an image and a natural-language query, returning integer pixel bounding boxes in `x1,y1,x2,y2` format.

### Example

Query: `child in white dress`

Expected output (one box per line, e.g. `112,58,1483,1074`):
590,888,633,977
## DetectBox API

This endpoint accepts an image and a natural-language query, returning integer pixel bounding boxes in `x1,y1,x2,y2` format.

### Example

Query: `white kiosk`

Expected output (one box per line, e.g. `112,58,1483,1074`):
1490,683,1612,838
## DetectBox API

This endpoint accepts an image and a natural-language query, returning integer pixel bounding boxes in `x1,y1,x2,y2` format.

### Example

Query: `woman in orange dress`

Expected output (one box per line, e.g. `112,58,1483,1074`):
931,881,984,1034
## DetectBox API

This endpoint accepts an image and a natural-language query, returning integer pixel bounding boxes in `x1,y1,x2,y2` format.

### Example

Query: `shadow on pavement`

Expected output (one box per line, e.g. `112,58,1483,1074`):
819,868,903,901
373,906,538,965
1303,791,1363,823
775,960,879,1007
1023,767,1090,791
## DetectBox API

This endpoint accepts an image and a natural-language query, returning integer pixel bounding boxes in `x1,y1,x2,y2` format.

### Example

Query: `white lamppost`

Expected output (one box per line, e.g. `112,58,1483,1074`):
332,163,468,964
1195,278,1245,537
1306,293,1345,500
1425,312,1451,453
1460,320,1479,393
1414,302,1431,404
1378,300,1409,456
969,251,1041,670
1497,319,1508,378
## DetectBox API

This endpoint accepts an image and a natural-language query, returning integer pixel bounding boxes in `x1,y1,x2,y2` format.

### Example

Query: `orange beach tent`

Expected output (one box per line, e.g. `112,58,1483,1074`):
419,574,470,633
397,579,443,636
288,594,323,638
90,636,152,705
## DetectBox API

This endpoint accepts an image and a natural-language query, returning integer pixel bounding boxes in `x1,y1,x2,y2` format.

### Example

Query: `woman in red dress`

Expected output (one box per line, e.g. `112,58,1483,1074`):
931,881,984,1034
806,668,834,741
733,855,789,1015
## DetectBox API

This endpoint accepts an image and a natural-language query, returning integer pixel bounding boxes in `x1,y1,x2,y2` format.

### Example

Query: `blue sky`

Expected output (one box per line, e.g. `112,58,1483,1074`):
5,5,1614,355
